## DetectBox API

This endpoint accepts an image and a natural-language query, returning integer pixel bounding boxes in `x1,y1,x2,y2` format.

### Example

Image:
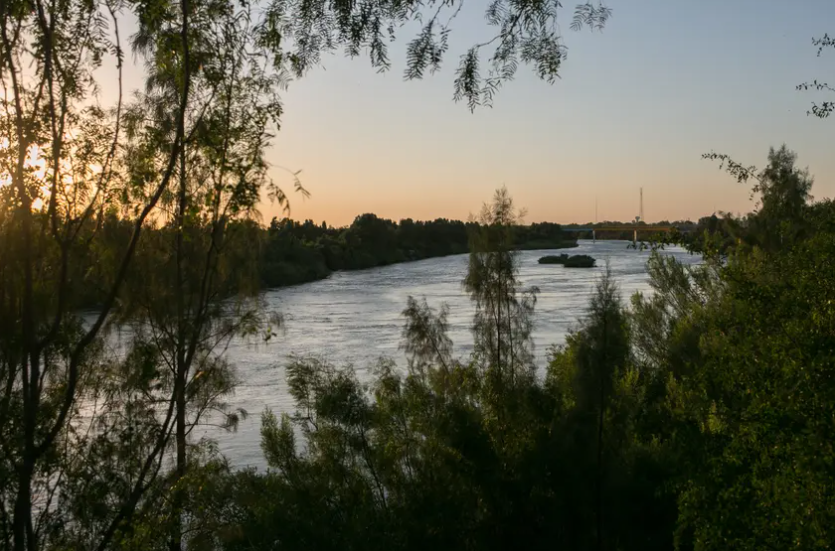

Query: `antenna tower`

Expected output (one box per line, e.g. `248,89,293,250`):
638,187,644,222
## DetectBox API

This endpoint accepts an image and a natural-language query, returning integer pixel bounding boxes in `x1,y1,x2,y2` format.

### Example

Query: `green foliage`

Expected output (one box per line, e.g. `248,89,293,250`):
248,213,575,288
630,146,835,550
178,189,676,551
172,161,835,551
258,0,613,110
539,254,570,264
797,33,835,119
61,213,574,302
465,187,539,385
696,145,814,256
563,254,596,267
628,238,835,551
547,269,675,551
539,253,596,267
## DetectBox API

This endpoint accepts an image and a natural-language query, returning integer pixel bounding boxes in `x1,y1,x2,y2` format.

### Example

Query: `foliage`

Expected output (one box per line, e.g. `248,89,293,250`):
563,254,596,267
4,0,611,547
5,0,834,544
539,254,570,264
258,0,613,111
539,253,596,267
699,145,814,255
177,189,677,551
797,33,835,119
72,213,574,300
168,152,835,551
465,186,539,387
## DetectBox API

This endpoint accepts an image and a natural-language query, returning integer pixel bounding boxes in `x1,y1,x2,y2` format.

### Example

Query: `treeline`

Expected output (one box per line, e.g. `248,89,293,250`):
261,214,575,287
74,214,575,305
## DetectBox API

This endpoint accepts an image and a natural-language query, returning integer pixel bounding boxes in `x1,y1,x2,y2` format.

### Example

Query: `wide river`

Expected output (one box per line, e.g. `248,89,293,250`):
198,240,700,468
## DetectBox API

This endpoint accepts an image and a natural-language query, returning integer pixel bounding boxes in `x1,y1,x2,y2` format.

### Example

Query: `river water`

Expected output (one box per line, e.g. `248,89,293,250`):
203,240,699,468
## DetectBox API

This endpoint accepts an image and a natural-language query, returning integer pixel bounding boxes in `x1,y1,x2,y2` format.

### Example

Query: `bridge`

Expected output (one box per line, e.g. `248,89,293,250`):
563,225,682,244
563,190,693,243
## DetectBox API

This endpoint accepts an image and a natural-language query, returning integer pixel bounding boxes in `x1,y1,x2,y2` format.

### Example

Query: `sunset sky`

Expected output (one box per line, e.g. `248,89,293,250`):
119,1,835,227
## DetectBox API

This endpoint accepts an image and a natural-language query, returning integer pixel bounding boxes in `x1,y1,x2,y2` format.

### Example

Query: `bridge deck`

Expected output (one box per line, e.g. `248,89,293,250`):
564,226,678,233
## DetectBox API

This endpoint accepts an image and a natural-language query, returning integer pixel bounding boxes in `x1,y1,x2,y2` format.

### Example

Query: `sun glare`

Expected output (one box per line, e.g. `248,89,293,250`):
0,137,9,188
0,143,52,211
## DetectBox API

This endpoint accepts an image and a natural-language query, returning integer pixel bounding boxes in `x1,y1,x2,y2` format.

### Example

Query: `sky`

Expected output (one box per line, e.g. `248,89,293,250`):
118,1,835,226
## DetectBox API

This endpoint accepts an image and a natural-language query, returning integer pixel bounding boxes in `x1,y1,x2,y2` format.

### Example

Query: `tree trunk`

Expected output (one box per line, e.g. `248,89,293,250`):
170,73,189,549
169,369,187,551
596,386,605,551
12,455,33,551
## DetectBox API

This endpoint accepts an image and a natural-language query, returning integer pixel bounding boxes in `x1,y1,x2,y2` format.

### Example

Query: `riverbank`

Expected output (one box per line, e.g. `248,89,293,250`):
73,214,579,308
261,239,579,289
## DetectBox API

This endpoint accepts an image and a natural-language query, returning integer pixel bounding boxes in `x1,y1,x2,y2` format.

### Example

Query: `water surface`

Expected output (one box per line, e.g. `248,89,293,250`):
209,240,699,467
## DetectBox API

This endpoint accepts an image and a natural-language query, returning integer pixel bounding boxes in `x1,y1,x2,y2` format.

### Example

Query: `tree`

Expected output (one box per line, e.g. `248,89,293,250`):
703,145,813,252
0,0,188,547
2,0,615,547
797,33,834,119
548,269,633,551
631,239,835,551
465,186,538,393
260,0,613,111
118,1,293,547
631,147,835,550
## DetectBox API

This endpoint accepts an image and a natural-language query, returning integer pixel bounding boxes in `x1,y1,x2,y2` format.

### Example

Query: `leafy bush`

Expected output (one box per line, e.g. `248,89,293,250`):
538,254,596,267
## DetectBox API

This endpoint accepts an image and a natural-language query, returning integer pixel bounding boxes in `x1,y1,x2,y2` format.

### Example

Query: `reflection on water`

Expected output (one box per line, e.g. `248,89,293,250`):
204,240,699,468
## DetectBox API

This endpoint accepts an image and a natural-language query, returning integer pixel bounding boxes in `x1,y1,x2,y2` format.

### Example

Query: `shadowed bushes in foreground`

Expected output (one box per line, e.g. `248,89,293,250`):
177,153,835,551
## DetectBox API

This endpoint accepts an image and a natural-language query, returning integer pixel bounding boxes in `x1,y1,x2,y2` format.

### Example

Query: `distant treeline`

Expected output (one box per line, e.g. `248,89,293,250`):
77,214,577,307
261,214,576,287
76,212,732,309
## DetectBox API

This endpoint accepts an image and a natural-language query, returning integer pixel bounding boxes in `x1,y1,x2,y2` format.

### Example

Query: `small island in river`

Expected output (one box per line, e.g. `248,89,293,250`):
538,254,596,268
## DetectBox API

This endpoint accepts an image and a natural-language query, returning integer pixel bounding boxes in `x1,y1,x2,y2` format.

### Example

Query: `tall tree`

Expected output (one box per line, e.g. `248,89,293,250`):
0,0,189,547
118,1,292,547
703,145,813,252
548,269,631,551
465,186,538,391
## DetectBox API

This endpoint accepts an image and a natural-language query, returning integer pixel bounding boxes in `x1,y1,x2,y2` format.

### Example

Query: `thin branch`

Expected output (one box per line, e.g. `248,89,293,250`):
37,0,194,460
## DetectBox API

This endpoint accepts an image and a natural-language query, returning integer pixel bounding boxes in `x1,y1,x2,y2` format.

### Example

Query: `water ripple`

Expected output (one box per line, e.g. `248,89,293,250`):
203,240,699,467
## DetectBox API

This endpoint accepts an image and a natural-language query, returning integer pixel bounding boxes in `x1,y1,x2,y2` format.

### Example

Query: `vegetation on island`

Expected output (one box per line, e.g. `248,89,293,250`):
539,253,597,267
540,254,570,263
563,254,596,267
3,0,835,548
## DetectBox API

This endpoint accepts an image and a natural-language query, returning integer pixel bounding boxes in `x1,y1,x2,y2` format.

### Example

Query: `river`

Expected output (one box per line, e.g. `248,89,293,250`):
202,240,699,468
